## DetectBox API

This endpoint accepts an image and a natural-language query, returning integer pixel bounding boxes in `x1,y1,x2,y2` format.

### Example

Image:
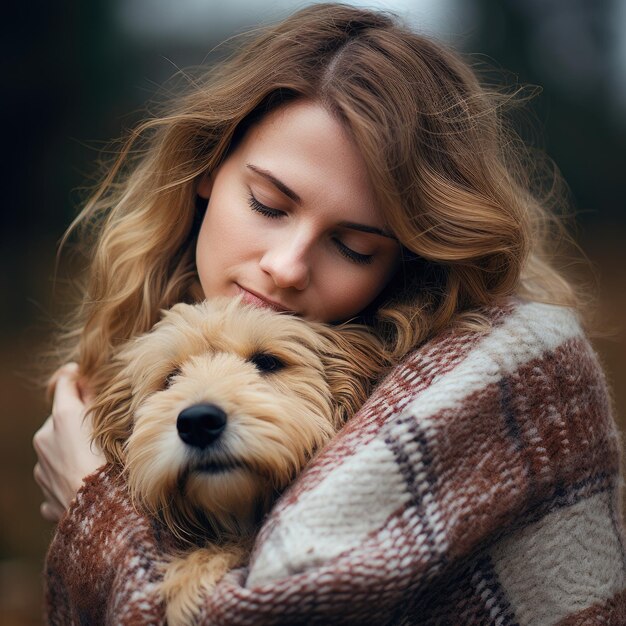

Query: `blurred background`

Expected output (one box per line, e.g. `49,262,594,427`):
2,0,625,622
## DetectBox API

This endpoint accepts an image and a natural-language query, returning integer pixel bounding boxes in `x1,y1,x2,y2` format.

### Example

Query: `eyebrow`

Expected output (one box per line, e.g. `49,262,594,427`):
247,163,302,204
245,163,397,240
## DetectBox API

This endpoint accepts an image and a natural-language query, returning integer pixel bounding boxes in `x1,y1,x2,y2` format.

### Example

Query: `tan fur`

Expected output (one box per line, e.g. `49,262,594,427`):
159,541,251,625
89,297,384,624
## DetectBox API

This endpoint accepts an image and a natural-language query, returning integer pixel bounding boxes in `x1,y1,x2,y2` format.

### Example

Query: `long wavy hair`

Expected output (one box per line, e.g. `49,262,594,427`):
54,2,583,392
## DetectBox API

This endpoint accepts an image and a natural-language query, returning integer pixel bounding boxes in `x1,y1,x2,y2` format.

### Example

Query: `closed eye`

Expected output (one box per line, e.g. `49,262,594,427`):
248,193,285,219
333,238,374,265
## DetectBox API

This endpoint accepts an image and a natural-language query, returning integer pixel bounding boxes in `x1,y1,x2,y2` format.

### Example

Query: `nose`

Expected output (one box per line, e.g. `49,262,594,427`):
259,239,311,290
176,404,227,449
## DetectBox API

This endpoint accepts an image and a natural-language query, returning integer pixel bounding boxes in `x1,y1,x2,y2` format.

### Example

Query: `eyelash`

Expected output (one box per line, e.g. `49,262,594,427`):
247,192,374,266
247,193,284,219
333,239,374,265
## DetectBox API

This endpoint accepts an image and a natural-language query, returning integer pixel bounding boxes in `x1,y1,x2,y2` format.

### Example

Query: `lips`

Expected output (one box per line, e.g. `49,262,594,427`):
236,285,292,313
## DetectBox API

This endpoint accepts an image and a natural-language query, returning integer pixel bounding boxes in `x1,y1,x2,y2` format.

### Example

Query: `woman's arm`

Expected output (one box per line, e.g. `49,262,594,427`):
44,465,167,625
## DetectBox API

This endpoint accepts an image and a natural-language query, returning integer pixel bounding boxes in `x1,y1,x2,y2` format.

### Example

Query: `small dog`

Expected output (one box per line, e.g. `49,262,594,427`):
89,297,384,624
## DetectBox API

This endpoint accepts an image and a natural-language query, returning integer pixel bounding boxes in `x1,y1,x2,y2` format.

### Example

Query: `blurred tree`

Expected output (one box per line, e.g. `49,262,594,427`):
465,0,626,229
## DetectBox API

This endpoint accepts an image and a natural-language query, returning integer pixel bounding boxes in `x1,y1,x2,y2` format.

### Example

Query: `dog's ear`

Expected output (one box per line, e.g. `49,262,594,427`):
90,355,134,467
89,303,194,466
316,325,389,429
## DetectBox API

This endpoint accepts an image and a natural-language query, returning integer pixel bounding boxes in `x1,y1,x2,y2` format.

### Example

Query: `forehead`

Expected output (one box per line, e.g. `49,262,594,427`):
233,100,383,225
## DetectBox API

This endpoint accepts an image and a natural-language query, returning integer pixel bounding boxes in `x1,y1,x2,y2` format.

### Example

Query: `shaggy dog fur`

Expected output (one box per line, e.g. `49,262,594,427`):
89,297,385,624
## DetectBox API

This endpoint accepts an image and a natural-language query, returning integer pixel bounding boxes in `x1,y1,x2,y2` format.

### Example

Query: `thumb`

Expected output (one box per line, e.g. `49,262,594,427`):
51,368,87,425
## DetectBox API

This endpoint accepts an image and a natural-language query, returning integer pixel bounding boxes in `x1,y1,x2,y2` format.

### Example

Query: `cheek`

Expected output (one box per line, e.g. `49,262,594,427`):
195,211,215,283
195,197,263,292
198,192,261,254
321,265,396,321
195,205,233,296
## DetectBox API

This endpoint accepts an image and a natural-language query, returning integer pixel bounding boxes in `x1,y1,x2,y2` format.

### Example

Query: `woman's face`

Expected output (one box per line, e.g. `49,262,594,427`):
195,100,400,323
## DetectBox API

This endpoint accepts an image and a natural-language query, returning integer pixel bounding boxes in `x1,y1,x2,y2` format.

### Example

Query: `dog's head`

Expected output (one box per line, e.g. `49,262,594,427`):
90,297,384,540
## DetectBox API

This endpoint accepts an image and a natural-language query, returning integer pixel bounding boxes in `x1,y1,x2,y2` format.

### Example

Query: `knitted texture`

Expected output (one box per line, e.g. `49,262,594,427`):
44,300,626,625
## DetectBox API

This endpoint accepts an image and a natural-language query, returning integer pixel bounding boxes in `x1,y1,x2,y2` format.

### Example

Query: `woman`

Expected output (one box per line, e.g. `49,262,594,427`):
34,3,626,624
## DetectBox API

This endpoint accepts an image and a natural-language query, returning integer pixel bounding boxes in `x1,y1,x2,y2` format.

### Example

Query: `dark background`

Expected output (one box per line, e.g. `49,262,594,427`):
2,1,625,622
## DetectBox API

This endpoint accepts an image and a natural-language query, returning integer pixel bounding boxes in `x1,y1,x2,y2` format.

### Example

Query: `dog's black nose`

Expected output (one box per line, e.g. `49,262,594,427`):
176,404,227,449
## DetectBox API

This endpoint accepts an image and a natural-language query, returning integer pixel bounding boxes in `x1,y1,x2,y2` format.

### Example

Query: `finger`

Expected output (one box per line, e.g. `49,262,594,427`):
46,362,79,401
51,372,86,425
40,501,64,523
33,461,52,493
33,463,61,508
33,447,71,503
33,459,61,502
76,377,95,406
32,416,53,453
33,462,47,489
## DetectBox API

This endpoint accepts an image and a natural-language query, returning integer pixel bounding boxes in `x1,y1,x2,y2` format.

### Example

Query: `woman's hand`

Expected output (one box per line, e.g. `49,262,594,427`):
33,363,106,522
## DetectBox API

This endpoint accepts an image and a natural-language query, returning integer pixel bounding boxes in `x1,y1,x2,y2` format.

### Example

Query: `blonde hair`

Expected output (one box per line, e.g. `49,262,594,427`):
55,2,584,390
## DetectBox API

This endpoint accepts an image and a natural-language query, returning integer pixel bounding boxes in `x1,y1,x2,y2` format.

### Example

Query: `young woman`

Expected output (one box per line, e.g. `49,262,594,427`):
34,3,626,623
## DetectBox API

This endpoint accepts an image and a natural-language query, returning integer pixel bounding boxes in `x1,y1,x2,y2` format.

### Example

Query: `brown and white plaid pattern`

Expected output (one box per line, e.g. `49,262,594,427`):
44,300,626,625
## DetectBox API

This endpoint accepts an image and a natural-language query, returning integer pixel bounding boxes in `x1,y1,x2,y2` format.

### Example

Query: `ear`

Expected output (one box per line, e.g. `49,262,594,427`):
197,170,213,199
90,357,134,467
316,325,389,429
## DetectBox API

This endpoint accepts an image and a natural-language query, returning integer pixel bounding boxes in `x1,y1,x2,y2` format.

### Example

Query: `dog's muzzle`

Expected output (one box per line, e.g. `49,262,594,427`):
177,404,227,449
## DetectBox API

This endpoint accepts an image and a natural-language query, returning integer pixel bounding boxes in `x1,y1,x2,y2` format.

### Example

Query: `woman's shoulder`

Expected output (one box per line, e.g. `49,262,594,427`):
361,297,617,485
358,297,617,475
378,298,598,405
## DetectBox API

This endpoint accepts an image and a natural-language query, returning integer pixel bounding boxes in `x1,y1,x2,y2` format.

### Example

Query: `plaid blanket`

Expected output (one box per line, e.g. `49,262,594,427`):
44,300,626,625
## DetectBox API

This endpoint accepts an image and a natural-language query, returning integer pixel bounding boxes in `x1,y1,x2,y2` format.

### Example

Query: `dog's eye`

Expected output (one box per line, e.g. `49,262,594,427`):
165,367,181,388
249,353,285,373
